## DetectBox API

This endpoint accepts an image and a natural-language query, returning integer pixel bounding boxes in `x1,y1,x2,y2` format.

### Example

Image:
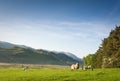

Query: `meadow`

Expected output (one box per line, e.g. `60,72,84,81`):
0,67,120,81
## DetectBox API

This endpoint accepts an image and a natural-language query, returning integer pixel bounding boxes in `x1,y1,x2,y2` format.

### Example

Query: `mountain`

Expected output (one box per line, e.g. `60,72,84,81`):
0,41,82,65
0,41,15,48
63,52,82,62
0,41,33,49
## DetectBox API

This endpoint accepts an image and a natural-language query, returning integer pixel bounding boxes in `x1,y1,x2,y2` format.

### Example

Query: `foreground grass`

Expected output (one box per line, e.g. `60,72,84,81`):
0,68,120,81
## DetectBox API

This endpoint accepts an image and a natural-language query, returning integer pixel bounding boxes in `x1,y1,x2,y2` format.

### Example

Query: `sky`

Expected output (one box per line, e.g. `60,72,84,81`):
0,0,120,58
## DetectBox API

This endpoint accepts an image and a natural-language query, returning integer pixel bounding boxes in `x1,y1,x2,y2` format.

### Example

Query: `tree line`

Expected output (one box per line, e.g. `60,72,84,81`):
83,26,120,68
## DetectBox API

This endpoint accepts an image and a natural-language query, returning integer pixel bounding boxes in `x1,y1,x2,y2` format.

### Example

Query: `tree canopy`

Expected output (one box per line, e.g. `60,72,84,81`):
83,26,120,68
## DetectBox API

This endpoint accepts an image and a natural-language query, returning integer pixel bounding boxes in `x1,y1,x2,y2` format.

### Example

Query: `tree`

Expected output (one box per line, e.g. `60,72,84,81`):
84,26,120,68
95,26,120,68
83,54,97,68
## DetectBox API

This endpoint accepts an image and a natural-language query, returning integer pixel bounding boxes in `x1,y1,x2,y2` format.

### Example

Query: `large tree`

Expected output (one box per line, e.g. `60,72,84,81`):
95,26,120,68
83,26,120,68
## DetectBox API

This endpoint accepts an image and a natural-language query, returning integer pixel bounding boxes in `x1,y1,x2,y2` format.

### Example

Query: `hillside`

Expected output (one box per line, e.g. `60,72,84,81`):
0,41,82,65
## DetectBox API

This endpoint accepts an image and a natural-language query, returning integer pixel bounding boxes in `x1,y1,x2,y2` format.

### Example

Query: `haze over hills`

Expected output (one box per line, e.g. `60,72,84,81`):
0,41,82,65
0,41,34,49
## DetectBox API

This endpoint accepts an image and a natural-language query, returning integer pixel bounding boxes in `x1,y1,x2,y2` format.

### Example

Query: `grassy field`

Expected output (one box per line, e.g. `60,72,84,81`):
0,67,120,81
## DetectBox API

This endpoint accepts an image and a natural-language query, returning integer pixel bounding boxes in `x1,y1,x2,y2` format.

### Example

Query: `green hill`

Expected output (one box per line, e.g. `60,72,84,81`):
0,42,82,65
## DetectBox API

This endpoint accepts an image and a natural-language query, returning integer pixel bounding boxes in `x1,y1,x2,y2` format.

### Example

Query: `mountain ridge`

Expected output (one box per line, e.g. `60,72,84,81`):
0,41,34,49
0,41,82,65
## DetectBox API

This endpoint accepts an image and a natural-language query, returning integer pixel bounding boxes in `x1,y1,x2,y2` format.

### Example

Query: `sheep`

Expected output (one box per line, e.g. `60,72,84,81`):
71,63,79,70
23,66,29,71
83,65,93,71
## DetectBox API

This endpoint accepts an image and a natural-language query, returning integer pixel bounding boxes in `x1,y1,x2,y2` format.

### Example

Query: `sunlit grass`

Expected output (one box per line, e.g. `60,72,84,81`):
0,68,120,81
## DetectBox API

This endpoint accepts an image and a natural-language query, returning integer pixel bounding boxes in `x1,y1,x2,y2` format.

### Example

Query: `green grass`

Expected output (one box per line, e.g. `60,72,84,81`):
0,68,120,81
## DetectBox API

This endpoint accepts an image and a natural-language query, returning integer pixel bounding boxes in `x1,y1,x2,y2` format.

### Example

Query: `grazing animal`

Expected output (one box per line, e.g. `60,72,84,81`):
23,66,29,71
83,65,93,71
71,63,79,70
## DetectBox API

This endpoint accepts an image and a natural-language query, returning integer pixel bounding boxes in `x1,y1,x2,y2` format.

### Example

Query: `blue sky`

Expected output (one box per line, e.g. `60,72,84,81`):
0,0,120,58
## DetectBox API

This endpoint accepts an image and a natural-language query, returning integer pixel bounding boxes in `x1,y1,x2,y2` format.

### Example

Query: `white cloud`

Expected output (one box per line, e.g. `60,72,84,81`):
0,19,116,57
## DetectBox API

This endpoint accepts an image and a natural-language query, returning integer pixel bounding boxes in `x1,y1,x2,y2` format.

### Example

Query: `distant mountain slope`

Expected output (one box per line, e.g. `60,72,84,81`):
62,52,82,62
0,41,15,48
0,41,82,65
0,41,33,49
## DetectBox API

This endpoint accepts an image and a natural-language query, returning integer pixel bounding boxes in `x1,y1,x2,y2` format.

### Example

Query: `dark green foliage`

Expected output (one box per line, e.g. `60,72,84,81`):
83,26,120,68
83,54,97,68
95,26,120,68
